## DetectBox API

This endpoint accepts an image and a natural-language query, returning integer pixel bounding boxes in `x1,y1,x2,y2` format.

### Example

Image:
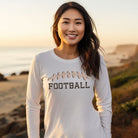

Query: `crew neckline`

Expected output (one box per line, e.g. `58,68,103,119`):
51,48,80,63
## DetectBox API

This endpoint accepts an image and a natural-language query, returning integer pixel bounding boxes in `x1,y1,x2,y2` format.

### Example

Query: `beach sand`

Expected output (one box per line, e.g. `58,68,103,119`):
0,75,28,114
0,74,45,137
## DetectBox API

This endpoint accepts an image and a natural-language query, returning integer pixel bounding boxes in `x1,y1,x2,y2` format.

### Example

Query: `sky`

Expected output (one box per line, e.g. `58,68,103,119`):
0,0,138,48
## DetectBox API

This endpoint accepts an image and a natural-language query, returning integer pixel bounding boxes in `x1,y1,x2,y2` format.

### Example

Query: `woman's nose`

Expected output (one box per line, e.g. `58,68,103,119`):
68,23,75,31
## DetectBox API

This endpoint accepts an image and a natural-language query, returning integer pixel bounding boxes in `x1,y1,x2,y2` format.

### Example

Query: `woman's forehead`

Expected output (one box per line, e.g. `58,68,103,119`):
60,9,83,20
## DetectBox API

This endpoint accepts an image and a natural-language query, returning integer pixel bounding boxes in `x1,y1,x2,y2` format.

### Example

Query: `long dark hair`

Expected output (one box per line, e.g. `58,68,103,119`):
53,1,101,79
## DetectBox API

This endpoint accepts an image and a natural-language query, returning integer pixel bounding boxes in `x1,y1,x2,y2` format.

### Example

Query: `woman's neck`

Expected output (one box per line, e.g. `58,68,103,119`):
54,44,79,59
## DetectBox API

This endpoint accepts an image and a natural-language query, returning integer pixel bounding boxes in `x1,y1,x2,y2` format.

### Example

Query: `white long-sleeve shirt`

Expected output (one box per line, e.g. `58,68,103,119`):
26,48,112,138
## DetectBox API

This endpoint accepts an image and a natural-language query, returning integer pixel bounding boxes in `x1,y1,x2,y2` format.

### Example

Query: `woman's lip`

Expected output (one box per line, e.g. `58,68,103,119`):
66,34,78,36
66,34,77,39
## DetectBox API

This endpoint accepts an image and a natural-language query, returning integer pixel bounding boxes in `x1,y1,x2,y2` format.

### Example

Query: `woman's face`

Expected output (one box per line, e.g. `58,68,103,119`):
57,8,85,47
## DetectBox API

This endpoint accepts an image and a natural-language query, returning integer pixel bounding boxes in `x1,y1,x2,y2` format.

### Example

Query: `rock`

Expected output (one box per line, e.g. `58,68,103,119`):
2,133,16,138
11,73,16,76
19,71,29,75
0,73,8,81
10,105,26,118
0,120,27,137
16,131,27,138
0,117,7,125
0,100,45,137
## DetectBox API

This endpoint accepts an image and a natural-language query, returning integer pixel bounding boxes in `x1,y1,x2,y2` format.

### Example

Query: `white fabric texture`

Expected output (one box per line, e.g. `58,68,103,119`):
26,48,112,138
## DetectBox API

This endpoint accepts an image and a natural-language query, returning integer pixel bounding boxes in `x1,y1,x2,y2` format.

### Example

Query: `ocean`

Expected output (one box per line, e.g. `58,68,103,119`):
0,46,53,76
0,46,114,77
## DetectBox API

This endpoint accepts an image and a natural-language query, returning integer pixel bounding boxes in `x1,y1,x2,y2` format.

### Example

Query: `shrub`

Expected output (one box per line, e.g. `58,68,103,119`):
110,75,138,88
112,97,138,127
119,97,138,115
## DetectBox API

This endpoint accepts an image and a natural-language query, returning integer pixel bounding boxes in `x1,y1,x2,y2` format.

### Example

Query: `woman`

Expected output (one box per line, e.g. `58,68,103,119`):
26,1,112,138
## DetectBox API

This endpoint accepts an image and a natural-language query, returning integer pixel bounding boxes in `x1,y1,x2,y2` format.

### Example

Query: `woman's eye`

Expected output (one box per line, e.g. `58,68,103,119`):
63,21,69,24
76,22,81,25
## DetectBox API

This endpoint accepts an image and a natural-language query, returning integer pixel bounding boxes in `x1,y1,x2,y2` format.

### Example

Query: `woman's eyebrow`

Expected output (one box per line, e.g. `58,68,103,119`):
62,17,83,21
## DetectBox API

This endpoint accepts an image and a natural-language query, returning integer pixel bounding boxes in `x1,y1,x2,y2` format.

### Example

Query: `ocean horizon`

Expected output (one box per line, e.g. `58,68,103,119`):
0,46,53,76
0,46,114,77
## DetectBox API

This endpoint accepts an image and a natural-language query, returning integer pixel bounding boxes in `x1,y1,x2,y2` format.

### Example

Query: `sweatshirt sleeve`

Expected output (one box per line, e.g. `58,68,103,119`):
94,55,112,138
26,55,43,138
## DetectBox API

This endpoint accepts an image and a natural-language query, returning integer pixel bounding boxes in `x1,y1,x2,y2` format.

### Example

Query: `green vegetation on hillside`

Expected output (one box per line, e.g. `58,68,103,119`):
108,61,138,128
109,62,138,88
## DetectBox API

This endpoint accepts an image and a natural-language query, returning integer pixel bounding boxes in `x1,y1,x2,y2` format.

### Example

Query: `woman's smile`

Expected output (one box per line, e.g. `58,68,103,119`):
66,34,78,39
